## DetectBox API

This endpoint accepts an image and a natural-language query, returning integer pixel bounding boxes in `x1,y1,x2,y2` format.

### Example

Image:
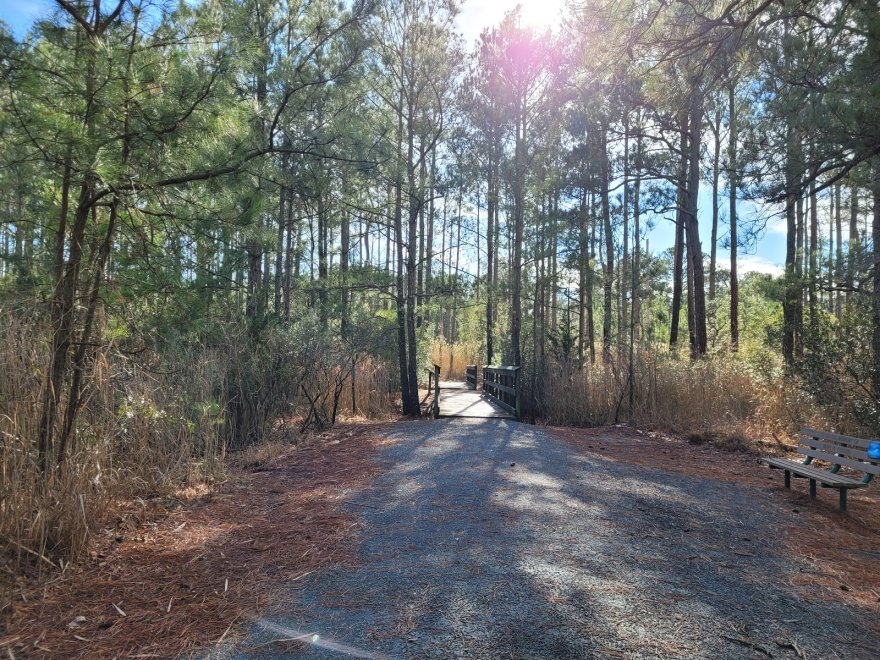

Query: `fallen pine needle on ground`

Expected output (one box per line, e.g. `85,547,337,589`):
0,422,395,659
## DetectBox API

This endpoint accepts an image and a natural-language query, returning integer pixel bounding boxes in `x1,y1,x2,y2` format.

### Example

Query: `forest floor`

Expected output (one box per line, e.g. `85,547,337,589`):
3,419,880,658
0,423,395,658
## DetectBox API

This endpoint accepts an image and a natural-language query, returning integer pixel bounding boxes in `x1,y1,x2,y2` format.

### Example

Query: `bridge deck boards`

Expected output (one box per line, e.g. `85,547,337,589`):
437,381,513,419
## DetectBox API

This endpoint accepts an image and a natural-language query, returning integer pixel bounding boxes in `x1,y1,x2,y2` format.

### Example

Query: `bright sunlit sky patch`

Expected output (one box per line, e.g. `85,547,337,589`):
457,0,567,44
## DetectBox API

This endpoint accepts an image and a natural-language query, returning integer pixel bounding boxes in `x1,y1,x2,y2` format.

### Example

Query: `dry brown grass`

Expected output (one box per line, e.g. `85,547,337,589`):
430,339,481,381
332,357,396,420
0,313,395,627
537,351,842,443
0,423,393,658
0,315,229,616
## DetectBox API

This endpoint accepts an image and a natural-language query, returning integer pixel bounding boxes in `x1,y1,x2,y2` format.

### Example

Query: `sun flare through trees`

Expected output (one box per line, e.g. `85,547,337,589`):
0,0,878,577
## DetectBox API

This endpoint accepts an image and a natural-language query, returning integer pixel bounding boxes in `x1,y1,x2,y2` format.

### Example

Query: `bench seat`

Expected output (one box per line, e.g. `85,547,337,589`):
761,457,867,488
761,429,878,510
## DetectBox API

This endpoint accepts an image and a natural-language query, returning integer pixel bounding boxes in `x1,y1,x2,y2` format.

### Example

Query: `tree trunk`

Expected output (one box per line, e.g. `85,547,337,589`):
846,185,858,310
828,191,835,314
425,147,435,324
394,83,416,415
620,112,630,339
795,189,804,356
632,123,642,337
872,159,880,399
283,190,295,324
404,97,420,413
670,114,688,350
38,179,94,472
274,184,286,313
578,189,587,367
416,143,426,317
728,82,739,351
600,120,613,362
317,189,329,328
835,183,843,319
509,102,526,367
587,191,596,364
340,197,350,338
808,179,818,330
782,119,802,365
685,91,708,357
58,202,117,466
629,113,642,417
486,140,497,365
710,105,721,301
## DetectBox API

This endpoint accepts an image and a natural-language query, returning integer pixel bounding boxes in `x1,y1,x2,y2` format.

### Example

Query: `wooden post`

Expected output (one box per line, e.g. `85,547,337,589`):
433,363,440,418
514,368,521,421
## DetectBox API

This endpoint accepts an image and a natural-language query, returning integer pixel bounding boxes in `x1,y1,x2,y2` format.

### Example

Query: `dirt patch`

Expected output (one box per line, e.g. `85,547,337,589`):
0,423,394,659
549,424,880,614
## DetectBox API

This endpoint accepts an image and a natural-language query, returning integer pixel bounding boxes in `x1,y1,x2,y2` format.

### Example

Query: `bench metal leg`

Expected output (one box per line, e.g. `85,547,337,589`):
809,479,816,497
839,489,847,511
784,470,790,488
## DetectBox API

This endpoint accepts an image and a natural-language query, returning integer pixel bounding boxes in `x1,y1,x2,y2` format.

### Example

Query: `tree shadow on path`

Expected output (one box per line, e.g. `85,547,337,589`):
235,419,880,659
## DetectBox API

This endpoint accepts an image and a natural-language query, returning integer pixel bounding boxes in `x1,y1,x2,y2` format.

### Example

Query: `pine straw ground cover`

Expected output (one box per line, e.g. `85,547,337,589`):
550,425,880,615
0,423,395,659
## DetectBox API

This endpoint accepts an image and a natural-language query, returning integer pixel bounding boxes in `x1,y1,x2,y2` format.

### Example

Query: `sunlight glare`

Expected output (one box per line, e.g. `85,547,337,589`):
458,0,566,44
515,0,566,31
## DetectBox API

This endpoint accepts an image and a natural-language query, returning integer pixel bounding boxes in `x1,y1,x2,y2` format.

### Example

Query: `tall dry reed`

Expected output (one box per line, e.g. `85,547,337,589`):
1,313,395,611
430,339,481,380
537,351,840,443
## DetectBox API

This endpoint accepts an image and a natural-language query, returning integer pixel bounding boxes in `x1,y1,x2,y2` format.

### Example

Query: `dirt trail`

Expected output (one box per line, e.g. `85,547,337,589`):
232,419,880,659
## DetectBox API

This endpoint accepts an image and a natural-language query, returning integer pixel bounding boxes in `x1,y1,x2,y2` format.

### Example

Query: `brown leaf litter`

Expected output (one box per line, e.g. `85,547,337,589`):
0,422,395,659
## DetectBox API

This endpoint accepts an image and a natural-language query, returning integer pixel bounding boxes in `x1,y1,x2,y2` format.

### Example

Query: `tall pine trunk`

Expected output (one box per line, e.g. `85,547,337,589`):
670,114,688,350
728,82,739,351
685,91,708,357
600,120,613,362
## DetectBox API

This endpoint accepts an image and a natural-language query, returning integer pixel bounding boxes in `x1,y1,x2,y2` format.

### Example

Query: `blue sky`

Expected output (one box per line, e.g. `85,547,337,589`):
0,0,787,274
0,0,51,37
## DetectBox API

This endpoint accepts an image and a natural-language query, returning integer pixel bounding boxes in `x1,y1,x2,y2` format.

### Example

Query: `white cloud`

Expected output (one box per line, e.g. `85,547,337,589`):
765,215,787,235
737,254,783,276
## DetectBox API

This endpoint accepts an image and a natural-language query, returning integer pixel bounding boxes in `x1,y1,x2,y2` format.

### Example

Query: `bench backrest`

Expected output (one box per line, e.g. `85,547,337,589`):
799,428,880,475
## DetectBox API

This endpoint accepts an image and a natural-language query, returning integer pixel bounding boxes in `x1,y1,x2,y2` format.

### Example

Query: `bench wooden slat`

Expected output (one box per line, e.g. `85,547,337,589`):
799,436,879,462
801,428,872,450
761,458,867,488
798,437,873,462
797,447,880,475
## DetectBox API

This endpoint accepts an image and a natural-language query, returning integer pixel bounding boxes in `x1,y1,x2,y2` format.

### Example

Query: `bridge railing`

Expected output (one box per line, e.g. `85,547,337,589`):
425,363,441,418
465,365,477,390
482,365,520,420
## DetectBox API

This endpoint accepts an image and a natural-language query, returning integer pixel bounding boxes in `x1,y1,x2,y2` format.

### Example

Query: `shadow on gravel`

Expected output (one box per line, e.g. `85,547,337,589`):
236,419,879,659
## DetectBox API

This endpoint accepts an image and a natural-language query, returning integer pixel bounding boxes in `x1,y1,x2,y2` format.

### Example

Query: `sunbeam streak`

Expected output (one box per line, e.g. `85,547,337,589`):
253,619,390,659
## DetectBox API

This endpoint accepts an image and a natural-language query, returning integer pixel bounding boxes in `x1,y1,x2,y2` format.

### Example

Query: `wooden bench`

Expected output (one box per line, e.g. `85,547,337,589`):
761,428,879,511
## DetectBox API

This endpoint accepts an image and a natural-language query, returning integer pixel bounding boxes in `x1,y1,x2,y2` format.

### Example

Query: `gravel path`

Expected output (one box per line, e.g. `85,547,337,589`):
235,419,879,659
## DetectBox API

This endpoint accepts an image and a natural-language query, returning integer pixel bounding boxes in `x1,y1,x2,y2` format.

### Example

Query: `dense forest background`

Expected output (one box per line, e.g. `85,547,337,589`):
1,0,878,571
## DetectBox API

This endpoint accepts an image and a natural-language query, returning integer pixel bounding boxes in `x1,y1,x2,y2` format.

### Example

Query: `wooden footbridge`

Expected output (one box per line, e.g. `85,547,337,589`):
426,364,520,420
